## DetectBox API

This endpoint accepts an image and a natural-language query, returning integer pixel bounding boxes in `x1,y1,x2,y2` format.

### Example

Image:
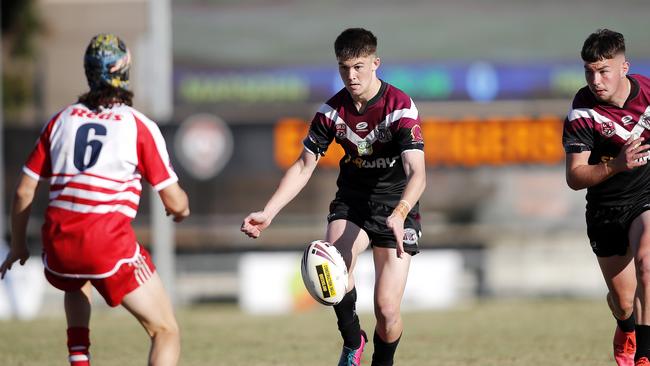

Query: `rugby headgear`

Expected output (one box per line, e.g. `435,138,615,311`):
84,34,131,91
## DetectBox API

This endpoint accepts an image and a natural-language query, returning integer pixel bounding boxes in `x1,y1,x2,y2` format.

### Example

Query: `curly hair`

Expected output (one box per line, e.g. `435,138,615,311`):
77,85,133,111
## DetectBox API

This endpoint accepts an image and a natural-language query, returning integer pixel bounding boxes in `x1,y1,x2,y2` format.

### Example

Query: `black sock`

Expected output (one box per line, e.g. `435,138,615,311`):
333,287,361,348
635,325,650,361
617,314,636,333
371,330,401,366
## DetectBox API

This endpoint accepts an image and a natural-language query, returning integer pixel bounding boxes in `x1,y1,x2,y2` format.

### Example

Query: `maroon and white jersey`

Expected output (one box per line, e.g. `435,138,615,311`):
303,81,424,204
23,103,178,277
563,74,650,207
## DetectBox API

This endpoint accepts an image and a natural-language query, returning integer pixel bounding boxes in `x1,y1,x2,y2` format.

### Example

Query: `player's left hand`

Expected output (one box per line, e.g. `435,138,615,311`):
0,246,30,280
386,214,405,258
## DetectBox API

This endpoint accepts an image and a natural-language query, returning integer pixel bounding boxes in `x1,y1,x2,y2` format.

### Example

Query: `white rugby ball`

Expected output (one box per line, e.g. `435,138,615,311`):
300,240,349,306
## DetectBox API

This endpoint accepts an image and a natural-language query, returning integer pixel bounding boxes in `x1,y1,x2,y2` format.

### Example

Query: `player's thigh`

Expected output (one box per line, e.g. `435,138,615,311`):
630,210,650,258
327,219,370,271
121,272,178,335
372,247,411,307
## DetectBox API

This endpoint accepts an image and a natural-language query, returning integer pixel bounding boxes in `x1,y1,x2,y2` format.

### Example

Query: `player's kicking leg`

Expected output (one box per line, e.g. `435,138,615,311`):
65,281,93,366
371,247,410,366
121,271,180,366
328,219,370,366
598,251,636,366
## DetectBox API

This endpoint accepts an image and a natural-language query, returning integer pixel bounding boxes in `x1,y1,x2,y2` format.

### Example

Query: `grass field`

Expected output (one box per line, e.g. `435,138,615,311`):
0,298,616,365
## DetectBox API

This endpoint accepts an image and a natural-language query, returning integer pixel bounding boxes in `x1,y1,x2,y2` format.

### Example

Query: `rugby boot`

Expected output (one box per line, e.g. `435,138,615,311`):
636,357,650,366
614,326,636,366
337,330,367,366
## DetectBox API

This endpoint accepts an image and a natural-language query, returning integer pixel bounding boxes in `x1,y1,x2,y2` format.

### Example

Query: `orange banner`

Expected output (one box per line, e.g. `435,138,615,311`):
275,115,564,168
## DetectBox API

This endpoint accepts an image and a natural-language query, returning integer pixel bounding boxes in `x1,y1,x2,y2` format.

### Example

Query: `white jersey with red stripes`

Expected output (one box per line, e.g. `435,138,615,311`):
23,103,178,277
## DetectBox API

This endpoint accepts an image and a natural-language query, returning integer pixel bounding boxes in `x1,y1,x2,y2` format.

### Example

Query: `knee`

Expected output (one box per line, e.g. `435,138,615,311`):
637,254,650,285
374,299,401,330
148,318,180,340
608,292,634,319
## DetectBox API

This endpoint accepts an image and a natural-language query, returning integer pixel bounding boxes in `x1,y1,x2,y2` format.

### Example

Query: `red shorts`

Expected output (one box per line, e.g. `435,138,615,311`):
45,244,156,307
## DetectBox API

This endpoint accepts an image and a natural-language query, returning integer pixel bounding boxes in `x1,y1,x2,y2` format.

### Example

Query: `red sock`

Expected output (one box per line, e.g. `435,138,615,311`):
67,327,91,366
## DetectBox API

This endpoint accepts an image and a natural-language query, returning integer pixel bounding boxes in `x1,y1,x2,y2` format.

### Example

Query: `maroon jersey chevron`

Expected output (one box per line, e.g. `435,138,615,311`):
303,81,424,204
563,74,650,207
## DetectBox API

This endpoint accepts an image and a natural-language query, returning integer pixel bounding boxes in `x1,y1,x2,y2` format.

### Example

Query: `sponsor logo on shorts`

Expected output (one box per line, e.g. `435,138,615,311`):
403,228,419,245
131,254,153,285
316,263,336,298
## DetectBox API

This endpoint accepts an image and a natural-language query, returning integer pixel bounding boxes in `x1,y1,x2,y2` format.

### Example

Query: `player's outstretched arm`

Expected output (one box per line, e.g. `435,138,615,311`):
241,149,318,239
158,183,190,222
1,173,38,279
386,150,426,258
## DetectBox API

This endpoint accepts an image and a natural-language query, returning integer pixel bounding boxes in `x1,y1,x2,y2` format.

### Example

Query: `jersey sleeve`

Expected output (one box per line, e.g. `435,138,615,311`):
303,104,335,156
563,111,594,153
23,109,65,180
393,99,424,153
132,112,179,191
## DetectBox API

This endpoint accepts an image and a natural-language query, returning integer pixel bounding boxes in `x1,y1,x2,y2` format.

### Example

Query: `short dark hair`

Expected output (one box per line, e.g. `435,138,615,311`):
581,29,626,63
334,28,377,60
77,85,133,111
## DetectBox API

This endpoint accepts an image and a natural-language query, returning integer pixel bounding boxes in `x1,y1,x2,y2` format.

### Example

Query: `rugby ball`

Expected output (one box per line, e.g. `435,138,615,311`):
300,240,349,306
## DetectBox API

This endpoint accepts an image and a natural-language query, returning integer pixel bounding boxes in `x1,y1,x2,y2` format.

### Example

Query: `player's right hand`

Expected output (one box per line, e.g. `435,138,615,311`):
0,246,30,280
167,207,190,223
614,135,650,172
241,211,271,239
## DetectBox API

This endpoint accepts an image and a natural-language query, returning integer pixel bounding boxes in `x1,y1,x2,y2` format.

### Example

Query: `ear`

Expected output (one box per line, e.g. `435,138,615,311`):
622,59,630,77
372,57,381,72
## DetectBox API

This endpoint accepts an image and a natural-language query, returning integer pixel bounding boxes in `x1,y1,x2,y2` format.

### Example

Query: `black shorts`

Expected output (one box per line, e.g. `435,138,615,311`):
327,197,421,256
586,200,650,257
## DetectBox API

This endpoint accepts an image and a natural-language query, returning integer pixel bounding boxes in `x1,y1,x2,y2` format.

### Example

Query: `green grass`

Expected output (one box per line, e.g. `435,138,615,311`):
0,299,615,365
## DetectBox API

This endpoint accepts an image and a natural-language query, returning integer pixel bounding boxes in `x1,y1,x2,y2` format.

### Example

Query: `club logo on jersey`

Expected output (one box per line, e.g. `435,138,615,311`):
622,115,634,125
357,140,373,156
355,122,369,132
377,122,392,143
335,123,347,140
410,125,424,143
639,113,650,130
600,121,615,137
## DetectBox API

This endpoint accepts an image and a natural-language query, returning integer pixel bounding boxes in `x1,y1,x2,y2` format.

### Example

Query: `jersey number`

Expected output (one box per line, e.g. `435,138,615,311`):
74,123,107,171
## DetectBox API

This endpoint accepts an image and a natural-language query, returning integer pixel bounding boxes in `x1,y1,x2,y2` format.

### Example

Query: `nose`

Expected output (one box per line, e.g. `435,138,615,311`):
590,72,601,86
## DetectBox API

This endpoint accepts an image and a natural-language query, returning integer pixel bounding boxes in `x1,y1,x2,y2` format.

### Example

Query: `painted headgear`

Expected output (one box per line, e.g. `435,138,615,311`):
84,34,131,91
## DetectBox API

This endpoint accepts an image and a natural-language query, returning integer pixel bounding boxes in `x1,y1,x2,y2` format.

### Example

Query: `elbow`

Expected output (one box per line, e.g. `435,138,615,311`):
566,178,584,191
166,196,189,216
420,176,427,195
159,185,190,217
14,185,35,202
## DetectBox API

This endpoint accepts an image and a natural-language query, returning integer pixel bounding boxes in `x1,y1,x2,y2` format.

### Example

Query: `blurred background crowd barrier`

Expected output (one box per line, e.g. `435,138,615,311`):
2,0,648,316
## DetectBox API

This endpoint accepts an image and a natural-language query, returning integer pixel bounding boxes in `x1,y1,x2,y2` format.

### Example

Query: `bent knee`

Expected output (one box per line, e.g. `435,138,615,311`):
147,318,180,338
375,301,401,325
637,254,650,284
609,293,634,319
